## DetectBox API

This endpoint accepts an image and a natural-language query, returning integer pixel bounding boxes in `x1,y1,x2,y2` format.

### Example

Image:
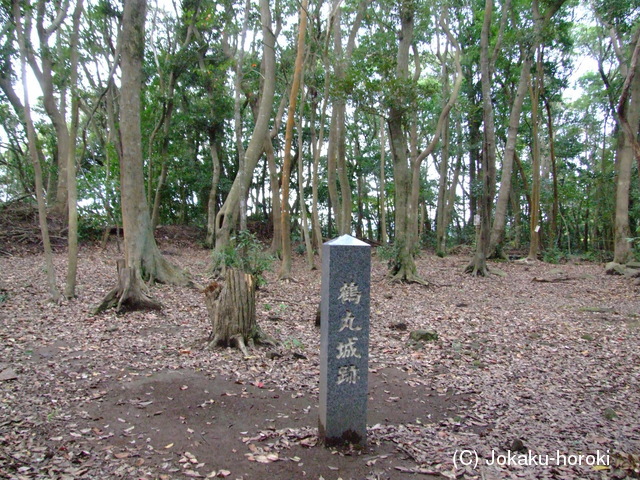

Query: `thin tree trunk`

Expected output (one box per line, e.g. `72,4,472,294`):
65,0,83,299
528,46,543,261
489,0,567,255
14,0,60,302
235,0,251,232
266,137,282,255
21,0,72,216
466,0,496,276
215,0,276,257
206,126,222,247
279,0,308,279
489,53,531,256
545,97,559,249
379,116,388,244
298,98,315,269
435,112,450,255
442,137,463,252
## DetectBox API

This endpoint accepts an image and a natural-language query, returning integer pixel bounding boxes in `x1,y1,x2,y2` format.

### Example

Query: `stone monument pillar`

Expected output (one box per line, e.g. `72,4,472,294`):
319,234,371,447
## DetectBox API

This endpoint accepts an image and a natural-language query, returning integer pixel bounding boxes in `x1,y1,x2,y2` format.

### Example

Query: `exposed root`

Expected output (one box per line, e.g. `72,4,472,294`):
390,268,432,287
93,259,162,314
464,262,489,277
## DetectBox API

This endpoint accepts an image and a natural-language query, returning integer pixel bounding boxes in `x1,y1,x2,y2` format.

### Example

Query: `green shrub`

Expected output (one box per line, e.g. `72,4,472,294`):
212,230,274,286
542,247,565,264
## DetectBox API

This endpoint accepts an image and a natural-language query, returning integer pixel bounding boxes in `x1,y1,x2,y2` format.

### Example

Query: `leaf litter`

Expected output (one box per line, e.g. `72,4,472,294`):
0,244,639,479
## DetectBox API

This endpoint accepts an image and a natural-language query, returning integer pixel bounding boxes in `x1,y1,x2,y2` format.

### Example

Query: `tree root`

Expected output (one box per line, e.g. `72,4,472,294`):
464,262,489,277
93,259,162,314
390,268,432,286
207,327,278,357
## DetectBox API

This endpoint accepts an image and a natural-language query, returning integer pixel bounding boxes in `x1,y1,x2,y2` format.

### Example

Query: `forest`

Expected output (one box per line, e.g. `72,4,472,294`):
1,0,640,479
0,0,639,287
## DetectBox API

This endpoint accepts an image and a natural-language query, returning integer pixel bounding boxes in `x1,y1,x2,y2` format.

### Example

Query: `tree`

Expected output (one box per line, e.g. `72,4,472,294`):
64,0,83,299
214,0,277,258
12,0,60,302
466,0,498,276
489,0,568,258
95,0,189,314
279,0,308,279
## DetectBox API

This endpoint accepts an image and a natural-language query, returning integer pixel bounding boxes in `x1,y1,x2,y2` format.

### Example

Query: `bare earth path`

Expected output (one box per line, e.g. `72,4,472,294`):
1,242,639,479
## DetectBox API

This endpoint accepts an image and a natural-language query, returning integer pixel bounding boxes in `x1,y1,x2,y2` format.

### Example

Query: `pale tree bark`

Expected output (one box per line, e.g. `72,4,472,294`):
297,91,315,270
195,42,225,248
235,0,251,232
466,0,497,276
409,11,462,257
205,124,222,247
613,28,640,264
266,136,282,254
20,0,72,216
309,59,330,255
378,116,388,244
95,0,189,314
527,45,543,261
435,57,451,255
13,0,60,302
387,0,419,283
279,0,308,279
489,0,566,256
64,0,83,299
544,95,559,249
325,0,369,235
387,1,461,283
214,0,276,257
439,120,463,254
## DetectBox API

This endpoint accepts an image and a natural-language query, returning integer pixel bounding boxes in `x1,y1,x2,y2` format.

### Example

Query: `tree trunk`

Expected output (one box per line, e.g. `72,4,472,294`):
279,0,308,279
613,29,640,264
215,0,276,257
379,116,388,244
297,97,315,270
266,136,282,255
489,0,567,255
206,125,222,247
95,0,189,314
435,113,450,256
466,0,496,276
13,1,60,303
387,0,424,284
528,46,543,261
65,0,83,299
205,269,274,356
21,0,72,216
442,139,463,253
489,54,531,256
545,97,559,249
93,259,161,313
235,0,251,232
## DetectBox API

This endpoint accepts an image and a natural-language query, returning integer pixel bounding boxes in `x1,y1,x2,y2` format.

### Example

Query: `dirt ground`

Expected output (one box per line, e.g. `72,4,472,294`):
1,238,639,479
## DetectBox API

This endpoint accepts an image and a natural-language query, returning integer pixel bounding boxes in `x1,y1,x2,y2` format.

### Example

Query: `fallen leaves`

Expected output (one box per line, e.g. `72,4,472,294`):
1,247,640,479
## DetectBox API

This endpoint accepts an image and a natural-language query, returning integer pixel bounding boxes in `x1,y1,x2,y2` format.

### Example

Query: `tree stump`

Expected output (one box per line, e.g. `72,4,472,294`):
205,268,274,356
93,259,162,314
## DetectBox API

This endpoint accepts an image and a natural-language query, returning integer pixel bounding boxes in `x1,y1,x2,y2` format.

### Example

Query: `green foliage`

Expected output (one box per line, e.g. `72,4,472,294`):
282,337,305,350
78,213,107,241
377,240,419,274
542,247,565,264
212,230,274,286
